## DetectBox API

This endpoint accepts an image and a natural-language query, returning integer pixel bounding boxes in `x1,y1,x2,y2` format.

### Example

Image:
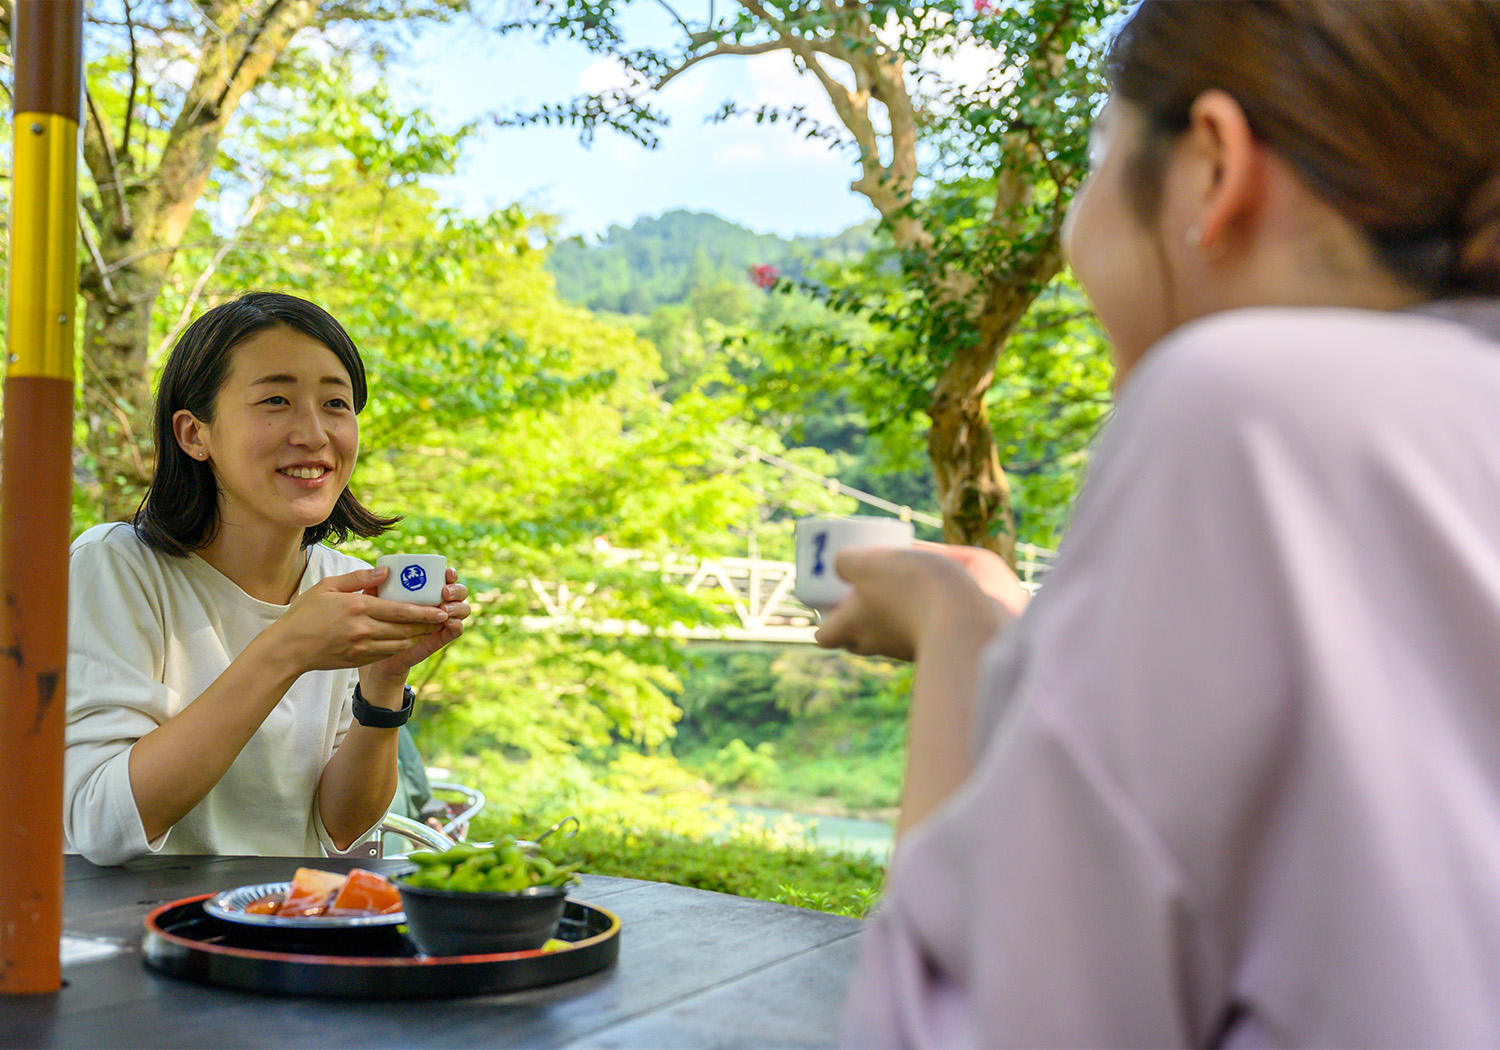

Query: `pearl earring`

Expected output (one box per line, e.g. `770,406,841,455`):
1185,223,1226,258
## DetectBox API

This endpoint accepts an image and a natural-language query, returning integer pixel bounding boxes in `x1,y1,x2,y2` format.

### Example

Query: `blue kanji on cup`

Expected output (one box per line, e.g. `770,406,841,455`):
812,531,830,576
400,564,427,592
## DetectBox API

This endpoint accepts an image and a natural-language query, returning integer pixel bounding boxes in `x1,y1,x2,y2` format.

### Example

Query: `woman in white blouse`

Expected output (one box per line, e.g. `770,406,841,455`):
821,2,1500,1046
66,293,470,865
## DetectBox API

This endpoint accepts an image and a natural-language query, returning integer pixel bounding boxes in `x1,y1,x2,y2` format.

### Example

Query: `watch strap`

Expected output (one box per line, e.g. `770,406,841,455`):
352,683,415,728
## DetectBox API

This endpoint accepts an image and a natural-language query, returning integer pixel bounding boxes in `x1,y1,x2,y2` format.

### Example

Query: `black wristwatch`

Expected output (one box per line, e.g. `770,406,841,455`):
351,683,416,728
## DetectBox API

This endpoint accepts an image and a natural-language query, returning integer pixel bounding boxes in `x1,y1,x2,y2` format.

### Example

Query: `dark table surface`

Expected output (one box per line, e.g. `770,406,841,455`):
4,854,865,1049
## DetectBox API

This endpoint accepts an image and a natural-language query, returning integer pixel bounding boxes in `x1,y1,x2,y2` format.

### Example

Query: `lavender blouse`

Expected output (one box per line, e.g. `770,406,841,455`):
843,303,1500,1048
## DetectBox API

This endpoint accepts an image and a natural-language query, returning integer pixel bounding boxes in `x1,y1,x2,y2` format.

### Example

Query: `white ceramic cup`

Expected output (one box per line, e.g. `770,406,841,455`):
793,516,915,611
375,553,447,606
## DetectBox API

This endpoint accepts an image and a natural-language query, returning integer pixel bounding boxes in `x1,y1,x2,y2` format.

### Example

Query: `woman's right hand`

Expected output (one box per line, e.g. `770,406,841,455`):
815,546,1010,662
913,540,1031,618
272,567,449,673
816,543,1021,839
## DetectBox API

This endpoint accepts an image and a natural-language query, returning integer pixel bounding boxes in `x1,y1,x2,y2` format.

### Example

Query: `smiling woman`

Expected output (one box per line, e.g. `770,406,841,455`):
171,328,362,562
133,295,388,562
63,292,473,866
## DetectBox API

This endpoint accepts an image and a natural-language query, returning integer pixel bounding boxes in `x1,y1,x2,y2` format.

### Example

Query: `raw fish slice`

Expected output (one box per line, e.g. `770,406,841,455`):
329,868,403,915
279,867,348,917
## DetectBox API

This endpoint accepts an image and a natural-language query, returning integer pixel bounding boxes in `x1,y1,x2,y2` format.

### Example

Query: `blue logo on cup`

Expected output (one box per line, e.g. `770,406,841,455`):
400,565,427,592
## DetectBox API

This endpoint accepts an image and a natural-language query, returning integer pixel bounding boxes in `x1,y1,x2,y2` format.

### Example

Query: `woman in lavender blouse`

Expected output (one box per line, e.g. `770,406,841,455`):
820,3,1500,1046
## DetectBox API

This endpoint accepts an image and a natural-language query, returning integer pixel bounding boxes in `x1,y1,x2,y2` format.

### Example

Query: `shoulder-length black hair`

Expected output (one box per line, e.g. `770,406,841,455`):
134,291,399,556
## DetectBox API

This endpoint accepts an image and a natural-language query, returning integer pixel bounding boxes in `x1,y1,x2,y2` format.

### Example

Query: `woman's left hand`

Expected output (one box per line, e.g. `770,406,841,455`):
361,568,470,685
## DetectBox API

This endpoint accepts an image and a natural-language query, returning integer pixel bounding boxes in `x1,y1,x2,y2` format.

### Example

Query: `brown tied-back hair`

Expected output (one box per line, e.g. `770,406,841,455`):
1107,0,1500,297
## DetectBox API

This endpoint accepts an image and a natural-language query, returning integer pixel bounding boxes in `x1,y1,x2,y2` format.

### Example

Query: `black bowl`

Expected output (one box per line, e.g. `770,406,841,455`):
396,880,569,956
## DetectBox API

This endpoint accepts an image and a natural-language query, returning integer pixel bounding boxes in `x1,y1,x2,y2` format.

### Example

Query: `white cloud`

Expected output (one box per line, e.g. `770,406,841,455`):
926,37,1006,92
743,51,849,115
656,66,708,106
723,54,857,163
712,141,769,166
577,57,644,95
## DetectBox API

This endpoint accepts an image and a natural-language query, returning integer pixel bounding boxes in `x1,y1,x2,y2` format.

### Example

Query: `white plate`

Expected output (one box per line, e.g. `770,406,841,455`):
204,881,406,930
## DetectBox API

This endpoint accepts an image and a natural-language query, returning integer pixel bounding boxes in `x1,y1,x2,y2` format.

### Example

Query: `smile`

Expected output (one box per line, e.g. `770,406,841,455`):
279,466,331,480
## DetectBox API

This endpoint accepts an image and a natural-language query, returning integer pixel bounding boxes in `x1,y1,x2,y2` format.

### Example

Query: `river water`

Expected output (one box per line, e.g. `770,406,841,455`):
730,805,894,861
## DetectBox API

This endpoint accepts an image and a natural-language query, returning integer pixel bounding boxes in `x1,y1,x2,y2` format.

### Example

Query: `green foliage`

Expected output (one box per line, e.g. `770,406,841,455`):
41,5,1116,917
989,276,1114,547
503,0,1120,547
454,749,734,841
547,214,954,538
739,251,1112,549
671,648,911,812
547,209,873,315
545,821,885,918
773,882,882,918
542,179,1110,551
760,752,906,812
676,648,908,741
868,2,1110,397
672,650,782,739
65,49,813,760
702,739,779,789
467,754,886,918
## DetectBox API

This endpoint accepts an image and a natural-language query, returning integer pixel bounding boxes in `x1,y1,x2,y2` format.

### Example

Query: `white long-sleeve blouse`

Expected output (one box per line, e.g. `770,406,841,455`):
65,523,371,866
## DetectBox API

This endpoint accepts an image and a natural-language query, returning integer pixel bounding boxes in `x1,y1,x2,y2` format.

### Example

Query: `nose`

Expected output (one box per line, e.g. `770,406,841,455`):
287,401,329,449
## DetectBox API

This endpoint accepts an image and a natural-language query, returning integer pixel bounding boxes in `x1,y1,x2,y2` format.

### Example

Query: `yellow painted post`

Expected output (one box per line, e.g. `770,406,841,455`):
2,0,83,994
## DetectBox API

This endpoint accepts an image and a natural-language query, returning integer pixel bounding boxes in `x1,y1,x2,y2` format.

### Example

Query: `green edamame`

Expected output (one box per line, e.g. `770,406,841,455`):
402,835,581,893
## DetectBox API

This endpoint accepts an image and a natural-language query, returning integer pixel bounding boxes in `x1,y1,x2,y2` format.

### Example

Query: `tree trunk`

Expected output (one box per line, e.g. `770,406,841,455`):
925,247,1065,557
78,261,168,522
927,365,1014,559
653,3,1089,554
73,0,322,522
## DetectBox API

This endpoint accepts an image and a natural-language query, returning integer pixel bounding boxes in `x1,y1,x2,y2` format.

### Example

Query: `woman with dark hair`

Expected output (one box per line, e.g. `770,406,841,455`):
65,292,470,866
822,2,1500,1045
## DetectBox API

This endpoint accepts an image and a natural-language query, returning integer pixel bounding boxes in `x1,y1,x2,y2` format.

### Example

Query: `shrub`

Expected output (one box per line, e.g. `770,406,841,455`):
474,814,885,919
702,738,779,789
459,750,886,918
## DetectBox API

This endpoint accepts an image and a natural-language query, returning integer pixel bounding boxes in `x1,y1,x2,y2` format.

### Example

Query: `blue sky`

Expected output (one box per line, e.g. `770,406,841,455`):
388,16,879,241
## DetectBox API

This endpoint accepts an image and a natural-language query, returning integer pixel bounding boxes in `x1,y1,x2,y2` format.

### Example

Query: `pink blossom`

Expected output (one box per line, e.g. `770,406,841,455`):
974,0,994,14
750,264,780,290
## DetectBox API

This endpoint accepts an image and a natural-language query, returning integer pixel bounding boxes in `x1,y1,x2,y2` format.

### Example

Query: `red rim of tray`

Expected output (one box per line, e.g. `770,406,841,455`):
142,892,620,998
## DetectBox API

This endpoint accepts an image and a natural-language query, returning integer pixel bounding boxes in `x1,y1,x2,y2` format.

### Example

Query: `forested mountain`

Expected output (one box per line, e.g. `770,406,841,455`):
541,208,944,531
547,210,874,315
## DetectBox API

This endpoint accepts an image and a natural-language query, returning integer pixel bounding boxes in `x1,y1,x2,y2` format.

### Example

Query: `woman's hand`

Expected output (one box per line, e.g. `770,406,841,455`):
319,569,469,849
913,540,1031,618
272,567,451,674
815,546,1013,662
816,543,1021,840
361,567,471,685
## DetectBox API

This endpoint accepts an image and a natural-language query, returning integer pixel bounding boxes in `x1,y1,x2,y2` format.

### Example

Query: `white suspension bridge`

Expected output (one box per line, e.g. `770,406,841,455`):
508,443,1059,645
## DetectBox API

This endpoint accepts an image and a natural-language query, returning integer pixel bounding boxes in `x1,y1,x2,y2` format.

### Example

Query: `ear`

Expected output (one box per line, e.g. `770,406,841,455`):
172,409,211,463
1184,89,1264,251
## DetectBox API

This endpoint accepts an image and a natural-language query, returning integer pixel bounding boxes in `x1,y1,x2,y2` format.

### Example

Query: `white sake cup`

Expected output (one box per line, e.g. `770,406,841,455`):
793,516,914,611
375,553,447,606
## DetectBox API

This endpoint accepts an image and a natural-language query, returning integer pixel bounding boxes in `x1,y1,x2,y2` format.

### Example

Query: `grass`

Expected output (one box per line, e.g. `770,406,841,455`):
456,751,888,919
554,822,884,918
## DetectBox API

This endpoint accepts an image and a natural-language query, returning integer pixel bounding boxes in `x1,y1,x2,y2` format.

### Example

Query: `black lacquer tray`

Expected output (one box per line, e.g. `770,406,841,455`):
142,893,620,998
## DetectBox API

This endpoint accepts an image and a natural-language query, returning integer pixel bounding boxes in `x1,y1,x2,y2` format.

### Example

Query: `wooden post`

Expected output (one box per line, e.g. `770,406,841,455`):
2,0,83,994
